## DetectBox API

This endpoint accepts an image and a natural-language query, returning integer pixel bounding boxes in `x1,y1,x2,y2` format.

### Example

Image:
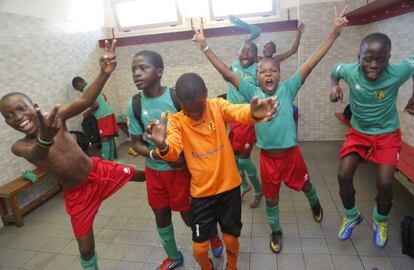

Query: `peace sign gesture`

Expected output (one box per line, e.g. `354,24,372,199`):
99,39,117,75
333,6,349,35
191,18,208,51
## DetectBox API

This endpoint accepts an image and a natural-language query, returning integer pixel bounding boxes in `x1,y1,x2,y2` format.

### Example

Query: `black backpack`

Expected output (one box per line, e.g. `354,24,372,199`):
69,130,90,152
82,115,101,144
131,88,181,131
401,215,414,257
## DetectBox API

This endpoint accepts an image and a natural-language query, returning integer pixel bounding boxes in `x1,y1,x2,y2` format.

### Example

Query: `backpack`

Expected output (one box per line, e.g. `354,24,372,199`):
82,115,101,144
131,88,181,131
69,130,90,152
401,215,414,257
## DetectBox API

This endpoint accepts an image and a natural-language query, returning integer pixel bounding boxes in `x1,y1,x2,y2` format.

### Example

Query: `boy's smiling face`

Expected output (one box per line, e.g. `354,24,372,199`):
358,40,390,81
263,41,276,58
0,94,38,136
132,55,162,90
257,58,280,95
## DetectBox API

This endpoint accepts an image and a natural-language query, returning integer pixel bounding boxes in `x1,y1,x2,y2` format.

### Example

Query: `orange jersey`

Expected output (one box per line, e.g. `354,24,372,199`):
157,98,254,198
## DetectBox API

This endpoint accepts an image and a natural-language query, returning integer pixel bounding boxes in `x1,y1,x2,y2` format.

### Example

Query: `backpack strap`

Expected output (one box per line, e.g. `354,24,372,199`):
132,92,145,132
169,88,181,111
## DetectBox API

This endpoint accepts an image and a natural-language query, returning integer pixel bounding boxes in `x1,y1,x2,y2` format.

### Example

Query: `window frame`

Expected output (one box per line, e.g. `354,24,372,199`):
112,0,183,32
208,0,278,21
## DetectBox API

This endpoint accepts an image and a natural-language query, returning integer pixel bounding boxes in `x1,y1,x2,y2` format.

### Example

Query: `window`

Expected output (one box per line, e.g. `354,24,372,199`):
208,0,277,21
112,0,182,31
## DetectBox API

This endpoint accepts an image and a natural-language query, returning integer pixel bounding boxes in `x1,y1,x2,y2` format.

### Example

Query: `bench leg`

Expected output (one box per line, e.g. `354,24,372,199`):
9,195,23,227
0,198,8,226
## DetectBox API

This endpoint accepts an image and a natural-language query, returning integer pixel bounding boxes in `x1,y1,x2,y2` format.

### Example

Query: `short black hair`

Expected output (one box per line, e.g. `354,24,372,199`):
134,50,164,69
72,76,86,89
257,57,280,71
175,73,207,102
0,92,33,106
264,41,276,48
240,40,258,55
360,32,391,54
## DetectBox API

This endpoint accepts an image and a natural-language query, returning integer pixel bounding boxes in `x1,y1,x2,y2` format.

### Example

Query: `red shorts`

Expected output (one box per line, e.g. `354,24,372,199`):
228,123,256,154
260,146,310,198
97,114,118,137
63,157,136,238
145,167,191,211
339,128,402,165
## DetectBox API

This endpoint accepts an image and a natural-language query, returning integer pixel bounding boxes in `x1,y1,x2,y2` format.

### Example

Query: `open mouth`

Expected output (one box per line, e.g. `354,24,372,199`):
18,119,33,132
265,79,274,88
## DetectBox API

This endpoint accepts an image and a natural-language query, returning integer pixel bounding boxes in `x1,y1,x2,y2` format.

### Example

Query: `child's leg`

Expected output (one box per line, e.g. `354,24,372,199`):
100,136,111,160
337,153,363,240
235,154,250,191
302,181,323,222
239,152,263,208
77,231,99,270
193,241,213,270
266,196,283,253
222,233,239,270
372,164,395,247
153,208,182,261
337,153,361,211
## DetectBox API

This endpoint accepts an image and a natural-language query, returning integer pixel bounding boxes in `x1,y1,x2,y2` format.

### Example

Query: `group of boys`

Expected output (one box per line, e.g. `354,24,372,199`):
1,5,414,270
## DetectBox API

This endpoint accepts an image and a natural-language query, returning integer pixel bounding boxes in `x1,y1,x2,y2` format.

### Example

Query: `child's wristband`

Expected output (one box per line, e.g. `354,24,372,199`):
201,46,209,53
36,137,53,149
158,143,168,153
149,149,156,160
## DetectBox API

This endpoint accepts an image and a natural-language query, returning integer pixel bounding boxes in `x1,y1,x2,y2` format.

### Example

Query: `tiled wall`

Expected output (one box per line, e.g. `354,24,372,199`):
0,11,106,187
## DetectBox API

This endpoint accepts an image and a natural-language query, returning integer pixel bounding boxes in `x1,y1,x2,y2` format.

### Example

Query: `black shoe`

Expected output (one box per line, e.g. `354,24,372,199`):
270,230,283,253
311,201,323,223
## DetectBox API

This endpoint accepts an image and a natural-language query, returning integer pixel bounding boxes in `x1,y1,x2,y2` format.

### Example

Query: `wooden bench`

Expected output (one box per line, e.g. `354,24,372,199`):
334,113,414,194
0,168,61,227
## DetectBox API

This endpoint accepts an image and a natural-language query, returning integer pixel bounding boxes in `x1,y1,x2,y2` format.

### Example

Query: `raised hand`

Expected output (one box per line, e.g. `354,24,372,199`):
191,18,208,50
250,96,278,122
333,6,349,35
100,39,117,75
330,85,343,102
404,96,414,115
298,22,305,33
146,113,167,147
35,104,61,141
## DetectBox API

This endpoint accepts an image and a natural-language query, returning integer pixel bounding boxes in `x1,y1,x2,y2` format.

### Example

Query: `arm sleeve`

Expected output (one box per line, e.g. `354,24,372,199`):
284,70,302,101
398,56,414,84
331,63,346,80
156,114,183,161
217,99,254,124
239,78,257,102
127,99,143,136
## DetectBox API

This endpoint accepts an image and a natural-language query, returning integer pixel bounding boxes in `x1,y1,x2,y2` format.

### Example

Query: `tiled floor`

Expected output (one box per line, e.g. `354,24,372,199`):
1,141,414,270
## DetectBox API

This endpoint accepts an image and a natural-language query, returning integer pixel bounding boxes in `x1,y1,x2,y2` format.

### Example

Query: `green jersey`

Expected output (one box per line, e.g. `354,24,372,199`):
127,87,177,171
227,60,257,104
82,84,114,120
332,56,414,134
239,70,302,149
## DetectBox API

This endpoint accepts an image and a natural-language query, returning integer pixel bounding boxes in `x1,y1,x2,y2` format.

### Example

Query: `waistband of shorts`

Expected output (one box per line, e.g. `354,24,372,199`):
261,145,297,158
351,128,401,137
63,157,98,192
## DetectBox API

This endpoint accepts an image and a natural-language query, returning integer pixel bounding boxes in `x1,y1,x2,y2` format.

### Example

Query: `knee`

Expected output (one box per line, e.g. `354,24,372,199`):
266,196,279,207
193,241,209,257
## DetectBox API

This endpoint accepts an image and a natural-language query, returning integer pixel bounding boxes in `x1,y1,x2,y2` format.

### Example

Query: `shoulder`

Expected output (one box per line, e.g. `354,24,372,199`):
11,138,30,157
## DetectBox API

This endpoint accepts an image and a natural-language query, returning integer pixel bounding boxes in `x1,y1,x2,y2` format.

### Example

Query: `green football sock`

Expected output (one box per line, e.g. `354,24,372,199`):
79,251,99,270
344,205,359,220
266,205,281,232
239,158,262,193
304,184,319,207
109,137,115,161
157,224,181,260
101,141,110,160
373,206,389,223
236,155,249,189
